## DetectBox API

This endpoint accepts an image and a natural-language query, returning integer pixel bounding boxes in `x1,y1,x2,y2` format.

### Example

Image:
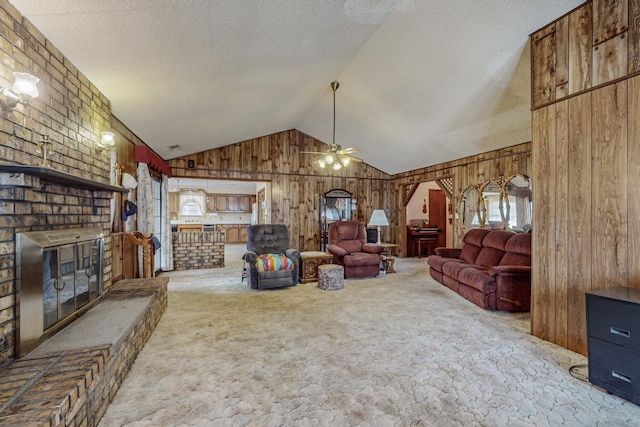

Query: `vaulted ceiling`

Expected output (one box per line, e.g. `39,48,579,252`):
10,0,583,174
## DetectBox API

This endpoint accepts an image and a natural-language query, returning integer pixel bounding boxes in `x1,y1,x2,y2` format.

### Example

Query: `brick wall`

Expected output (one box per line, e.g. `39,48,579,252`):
0,1,116,363
172,231,225,270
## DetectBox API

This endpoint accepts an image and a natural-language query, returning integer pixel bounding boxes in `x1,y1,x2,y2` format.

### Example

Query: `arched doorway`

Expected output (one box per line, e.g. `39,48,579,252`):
401,177,453,257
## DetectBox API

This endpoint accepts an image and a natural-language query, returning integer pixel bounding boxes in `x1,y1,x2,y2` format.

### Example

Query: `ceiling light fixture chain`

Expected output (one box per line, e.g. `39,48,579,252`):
332,80,339,150
301,81,362,169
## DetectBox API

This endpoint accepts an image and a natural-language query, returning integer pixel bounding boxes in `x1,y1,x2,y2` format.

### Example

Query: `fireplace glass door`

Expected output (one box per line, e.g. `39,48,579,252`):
43,240,101,330
17,227,104,357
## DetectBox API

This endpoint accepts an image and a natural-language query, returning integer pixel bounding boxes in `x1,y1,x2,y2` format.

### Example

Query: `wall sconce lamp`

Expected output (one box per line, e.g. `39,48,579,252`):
96,131,115,153
0,72,39,110
368,209,390,245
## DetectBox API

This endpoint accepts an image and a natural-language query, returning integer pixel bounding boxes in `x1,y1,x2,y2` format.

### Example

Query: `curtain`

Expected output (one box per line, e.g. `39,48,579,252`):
137,163,154,234
161,174,173,271
136,163,154,276
109,149,117,229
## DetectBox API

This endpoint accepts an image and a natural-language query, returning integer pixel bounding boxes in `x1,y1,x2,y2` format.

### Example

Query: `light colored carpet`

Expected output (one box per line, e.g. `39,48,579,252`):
99,256,640,426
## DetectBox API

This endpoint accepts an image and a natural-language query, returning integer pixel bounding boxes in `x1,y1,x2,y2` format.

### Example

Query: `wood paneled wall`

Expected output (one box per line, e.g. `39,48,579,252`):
168,130,392,252
390,143,532,255
169,131,532,254
531,0,640,355
532,0,640,109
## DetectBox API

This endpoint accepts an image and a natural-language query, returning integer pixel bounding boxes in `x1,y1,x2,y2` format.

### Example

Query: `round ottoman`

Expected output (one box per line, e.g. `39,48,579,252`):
318,264,344,290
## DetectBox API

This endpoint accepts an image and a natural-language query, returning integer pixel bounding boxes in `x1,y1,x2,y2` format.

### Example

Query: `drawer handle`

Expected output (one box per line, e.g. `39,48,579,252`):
610,327,630,338
611,370,632,384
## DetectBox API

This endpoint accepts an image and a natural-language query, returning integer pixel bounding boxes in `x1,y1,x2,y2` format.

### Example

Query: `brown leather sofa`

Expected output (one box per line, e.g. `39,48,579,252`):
427,228,531,312
327,221,384,278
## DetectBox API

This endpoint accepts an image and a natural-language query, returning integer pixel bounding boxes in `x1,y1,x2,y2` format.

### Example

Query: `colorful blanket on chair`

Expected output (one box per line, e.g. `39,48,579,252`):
256,254,294,271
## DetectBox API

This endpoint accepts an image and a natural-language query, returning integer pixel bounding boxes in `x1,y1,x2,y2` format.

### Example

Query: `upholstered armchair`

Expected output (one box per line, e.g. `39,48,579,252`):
327,221,384,278
242,224,301,290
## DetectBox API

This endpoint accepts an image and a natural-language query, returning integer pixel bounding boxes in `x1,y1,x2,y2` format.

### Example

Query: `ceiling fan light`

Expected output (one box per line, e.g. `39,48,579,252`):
332,162,342,171
341,157,350,166
318,160,326,168
325,154,334,164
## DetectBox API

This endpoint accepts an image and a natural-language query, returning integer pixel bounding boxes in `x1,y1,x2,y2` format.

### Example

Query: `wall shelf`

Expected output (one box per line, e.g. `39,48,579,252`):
0,164,128,193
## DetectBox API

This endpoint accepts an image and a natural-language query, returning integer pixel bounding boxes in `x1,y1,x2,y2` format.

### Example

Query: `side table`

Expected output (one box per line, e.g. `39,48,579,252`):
300,251,334,283
378,243,400,273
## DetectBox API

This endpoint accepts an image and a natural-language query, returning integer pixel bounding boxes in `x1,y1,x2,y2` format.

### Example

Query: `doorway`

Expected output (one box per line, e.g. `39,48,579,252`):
402,179,453,257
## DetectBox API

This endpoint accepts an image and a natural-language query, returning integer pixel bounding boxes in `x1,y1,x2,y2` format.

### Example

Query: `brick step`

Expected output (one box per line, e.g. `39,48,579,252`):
0,277,168,426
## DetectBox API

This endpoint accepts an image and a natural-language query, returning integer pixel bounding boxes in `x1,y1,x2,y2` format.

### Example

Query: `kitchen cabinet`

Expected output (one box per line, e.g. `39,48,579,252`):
169,193,178,216
215,195,229,211
218,224,249,244
207,194,255,213
239,196,251,212
227,196,239,212
206,196,215,212
226,226,239,243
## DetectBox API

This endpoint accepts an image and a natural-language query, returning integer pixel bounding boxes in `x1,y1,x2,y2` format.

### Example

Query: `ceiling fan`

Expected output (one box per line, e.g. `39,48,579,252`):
303,81,362,170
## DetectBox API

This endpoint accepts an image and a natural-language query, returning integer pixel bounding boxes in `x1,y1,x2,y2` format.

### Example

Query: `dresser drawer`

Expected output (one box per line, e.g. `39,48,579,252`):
588,337,640,404
587,293,640,351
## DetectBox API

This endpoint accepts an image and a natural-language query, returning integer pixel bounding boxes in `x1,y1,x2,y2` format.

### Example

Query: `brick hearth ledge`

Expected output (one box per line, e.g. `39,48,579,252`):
0,277,168,426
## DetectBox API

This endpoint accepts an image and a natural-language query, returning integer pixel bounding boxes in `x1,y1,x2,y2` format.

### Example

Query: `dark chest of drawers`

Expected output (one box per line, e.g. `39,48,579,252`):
586,287,640,406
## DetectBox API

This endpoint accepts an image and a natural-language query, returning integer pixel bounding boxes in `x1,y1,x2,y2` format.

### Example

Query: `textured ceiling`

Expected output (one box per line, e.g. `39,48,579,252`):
9,0,583,175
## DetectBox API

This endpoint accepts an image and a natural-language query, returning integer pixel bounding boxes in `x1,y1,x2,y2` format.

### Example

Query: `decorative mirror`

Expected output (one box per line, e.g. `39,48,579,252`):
481,180,505,230
456,174,532,235
502,174,532,232
457,185,482,234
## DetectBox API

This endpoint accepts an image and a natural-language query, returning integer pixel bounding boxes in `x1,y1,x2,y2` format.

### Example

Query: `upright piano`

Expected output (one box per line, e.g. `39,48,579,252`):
407,226,442,257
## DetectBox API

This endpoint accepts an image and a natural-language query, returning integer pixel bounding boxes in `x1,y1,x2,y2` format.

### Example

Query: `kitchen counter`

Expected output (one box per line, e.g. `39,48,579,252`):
175,223,204,232
170,221,250,243
172,230,225,270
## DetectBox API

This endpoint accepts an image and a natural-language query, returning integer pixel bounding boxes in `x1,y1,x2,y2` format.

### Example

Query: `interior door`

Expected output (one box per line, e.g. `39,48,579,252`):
429,189,447,249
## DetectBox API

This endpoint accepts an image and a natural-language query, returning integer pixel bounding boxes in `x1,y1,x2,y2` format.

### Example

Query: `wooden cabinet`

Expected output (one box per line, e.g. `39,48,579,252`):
206,196,216,212
530,1,640,109
215,195,228,211
300,251,334,284
218,224,249,244
226,226,239,244
207,194,254,213
239,196,251,212
169,193,179,216
586,287,640,406
227,196,239,212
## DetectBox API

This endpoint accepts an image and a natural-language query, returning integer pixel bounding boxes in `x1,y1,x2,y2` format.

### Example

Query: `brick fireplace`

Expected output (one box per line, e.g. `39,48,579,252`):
0,2,171,424
16,227,105,357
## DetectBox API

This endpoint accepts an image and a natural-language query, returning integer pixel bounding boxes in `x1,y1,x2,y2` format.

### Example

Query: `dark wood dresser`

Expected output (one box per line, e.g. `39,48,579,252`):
586,287,640,406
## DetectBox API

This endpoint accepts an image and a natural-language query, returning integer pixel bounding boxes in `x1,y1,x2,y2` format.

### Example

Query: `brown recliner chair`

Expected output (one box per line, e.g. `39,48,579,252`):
327,221,384,278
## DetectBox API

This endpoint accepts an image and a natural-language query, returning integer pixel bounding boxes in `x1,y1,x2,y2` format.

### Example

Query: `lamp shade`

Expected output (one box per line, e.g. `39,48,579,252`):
101,131,115,146
12,72,39,98
368,209,389,227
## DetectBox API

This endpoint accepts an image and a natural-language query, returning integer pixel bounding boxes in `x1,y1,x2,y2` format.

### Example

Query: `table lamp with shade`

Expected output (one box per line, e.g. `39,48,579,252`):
368,209,389,244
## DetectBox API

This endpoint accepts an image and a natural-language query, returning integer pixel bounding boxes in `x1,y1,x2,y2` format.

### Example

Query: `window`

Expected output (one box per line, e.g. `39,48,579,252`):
179,192,205,216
